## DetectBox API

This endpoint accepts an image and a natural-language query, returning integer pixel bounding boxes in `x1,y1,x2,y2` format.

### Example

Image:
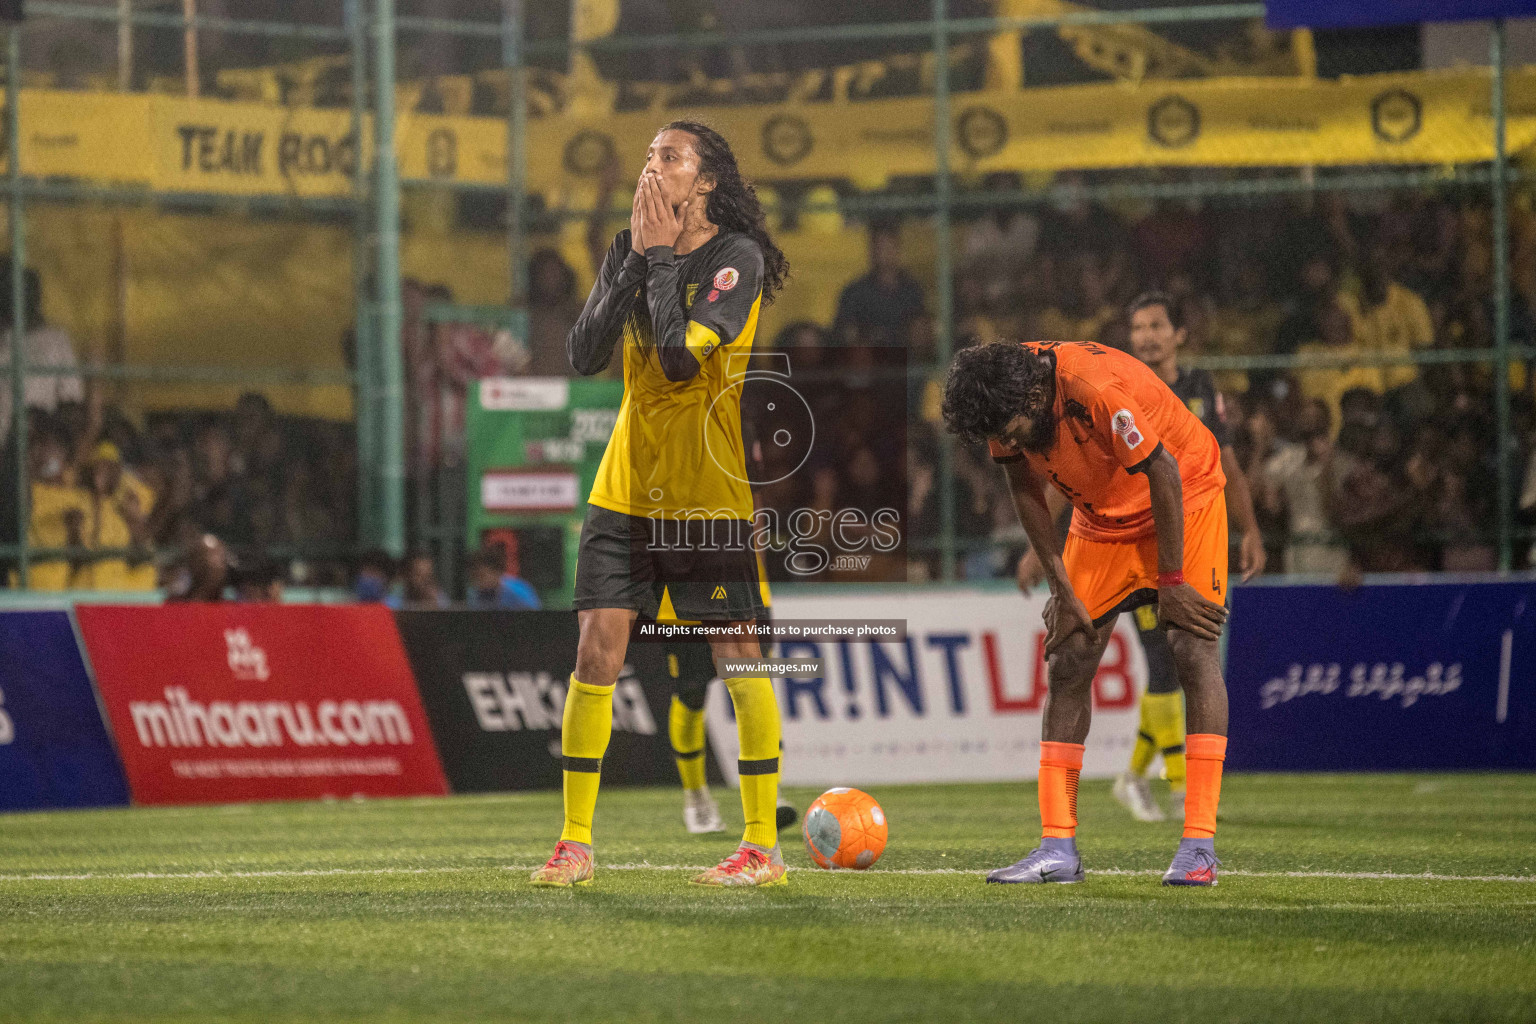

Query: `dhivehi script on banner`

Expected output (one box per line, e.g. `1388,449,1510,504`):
8,67,1534,198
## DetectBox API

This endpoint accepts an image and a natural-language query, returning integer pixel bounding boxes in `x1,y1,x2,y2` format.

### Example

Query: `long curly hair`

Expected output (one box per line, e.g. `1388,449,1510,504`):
662,120,789,305
941,342,1057,449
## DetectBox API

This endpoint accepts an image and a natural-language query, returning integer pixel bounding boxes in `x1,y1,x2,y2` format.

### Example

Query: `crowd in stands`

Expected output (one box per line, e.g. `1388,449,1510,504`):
4,179,1534,596
3,381,359,595
910,181,1536,579
517,179,1535,582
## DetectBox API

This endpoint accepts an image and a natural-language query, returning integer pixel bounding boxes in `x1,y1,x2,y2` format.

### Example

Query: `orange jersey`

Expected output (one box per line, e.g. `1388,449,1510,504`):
988,341,1225,542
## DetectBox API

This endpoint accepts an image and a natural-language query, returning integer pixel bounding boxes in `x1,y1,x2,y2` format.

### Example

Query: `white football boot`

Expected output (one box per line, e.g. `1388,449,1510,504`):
683,787,725,834
1112,770,1166,822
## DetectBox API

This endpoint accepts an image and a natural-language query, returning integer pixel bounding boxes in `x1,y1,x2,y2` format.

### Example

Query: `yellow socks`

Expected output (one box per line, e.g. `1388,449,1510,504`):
559,675,614,846
669,695,708,791
1141,691,1187,792
1130,722,1157,777
725,676,780,849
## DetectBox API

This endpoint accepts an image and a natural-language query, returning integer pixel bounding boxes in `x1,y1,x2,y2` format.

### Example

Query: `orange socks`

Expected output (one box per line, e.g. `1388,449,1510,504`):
1183,733,1227,839
1038,741,1084,838
1037,734,1224,841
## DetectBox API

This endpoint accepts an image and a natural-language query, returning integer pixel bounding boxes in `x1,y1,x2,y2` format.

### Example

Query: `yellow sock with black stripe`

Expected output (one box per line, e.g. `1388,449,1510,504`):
559,674,614,846
1129,698,1158,777
669,695,708,791
1142,691,1187,793
725,676,780,849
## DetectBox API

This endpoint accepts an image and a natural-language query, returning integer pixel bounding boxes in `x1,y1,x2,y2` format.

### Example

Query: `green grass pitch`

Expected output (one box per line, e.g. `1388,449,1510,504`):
1,774,1533,1023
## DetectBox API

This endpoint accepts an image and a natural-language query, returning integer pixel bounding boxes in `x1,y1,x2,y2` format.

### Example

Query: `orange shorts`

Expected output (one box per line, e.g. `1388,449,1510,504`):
1062,493,1228,627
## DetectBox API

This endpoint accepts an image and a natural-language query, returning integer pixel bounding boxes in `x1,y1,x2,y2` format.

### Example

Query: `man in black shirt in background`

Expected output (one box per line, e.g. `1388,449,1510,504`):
832,220,926,347
1116,291,1266,821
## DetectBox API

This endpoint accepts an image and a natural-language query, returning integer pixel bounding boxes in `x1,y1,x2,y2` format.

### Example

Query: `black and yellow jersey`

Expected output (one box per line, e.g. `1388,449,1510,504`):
1169,367,1230,449
568,229,763,520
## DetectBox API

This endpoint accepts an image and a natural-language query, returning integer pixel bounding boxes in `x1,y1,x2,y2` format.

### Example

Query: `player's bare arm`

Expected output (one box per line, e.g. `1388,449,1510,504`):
1220,445,1267,581
1145,447,1227,640
1003,457,1093,655
1014,485,1066,591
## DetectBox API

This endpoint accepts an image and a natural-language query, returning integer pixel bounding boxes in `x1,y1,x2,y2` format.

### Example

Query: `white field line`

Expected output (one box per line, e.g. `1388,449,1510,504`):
0,864,1533,884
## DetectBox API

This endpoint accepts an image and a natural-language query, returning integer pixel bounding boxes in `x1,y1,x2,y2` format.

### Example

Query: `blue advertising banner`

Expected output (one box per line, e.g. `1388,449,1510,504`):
1267,0,1536,29
1226,581,1534,770
0,611,130,810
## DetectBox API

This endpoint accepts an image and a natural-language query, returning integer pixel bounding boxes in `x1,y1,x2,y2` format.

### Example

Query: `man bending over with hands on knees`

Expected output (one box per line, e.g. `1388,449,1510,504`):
942,340,1231,886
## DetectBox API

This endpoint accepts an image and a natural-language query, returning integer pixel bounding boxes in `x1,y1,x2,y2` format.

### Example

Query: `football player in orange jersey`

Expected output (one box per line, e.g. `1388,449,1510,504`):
943,340,1230,885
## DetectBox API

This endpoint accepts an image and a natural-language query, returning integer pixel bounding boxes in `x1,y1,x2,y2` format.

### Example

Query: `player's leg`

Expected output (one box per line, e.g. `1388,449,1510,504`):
1162,631,1225,885
757,606,799,832
1114,604,1182,822
1161,496,1230,887
532,506,652,887
668,642,724,834
660,518,785,886
529,607,635,887
689,625,786,886
987,615,1115,884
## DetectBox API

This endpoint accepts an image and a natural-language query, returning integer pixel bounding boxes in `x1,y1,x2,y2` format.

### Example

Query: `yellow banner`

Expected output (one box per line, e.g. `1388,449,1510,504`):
11,67,1536,199
412,68,1536,191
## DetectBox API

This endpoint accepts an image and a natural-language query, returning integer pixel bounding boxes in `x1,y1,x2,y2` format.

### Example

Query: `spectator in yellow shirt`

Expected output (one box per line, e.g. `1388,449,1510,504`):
1336,251,1434,390
1295,302,1384,427
22,422,87,591
74,441,157,591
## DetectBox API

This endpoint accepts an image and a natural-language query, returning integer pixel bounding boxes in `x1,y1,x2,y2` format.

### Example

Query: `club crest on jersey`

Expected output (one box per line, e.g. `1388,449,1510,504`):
1112,408,1144,449
713,267,739,291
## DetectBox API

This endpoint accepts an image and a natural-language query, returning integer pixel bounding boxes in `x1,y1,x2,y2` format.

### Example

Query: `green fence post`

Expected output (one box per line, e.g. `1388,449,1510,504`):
1491,19,1513,572
347,0,376,550
504,0,527,311
933,0,956,582
373,0,405,558
7,26,26,589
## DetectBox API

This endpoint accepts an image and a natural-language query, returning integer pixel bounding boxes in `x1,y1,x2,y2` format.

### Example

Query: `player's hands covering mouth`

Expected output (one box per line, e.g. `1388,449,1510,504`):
1157,583,1228,640
632,172,688,253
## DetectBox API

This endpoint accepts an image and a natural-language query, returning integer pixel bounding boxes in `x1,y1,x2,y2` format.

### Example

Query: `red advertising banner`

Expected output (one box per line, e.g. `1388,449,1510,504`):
76,605,449,805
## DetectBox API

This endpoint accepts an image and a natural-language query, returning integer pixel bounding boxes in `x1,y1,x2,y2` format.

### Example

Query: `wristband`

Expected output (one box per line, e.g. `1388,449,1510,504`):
1156,570,1185,588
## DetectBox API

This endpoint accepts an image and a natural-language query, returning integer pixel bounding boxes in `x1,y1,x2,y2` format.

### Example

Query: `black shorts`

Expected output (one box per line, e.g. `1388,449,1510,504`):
574,504,768,623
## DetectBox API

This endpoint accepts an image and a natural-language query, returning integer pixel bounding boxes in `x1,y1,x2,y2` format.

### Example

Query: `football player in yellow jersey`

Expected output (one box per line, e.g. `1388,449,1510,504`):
531,121,792,888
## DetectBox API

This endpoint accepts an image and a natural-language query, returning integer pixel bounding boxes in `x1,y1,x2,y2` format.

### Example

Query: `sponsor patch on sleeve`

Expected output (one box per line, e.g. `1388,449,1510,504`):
1111,408,1144,449
713,267,739,291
